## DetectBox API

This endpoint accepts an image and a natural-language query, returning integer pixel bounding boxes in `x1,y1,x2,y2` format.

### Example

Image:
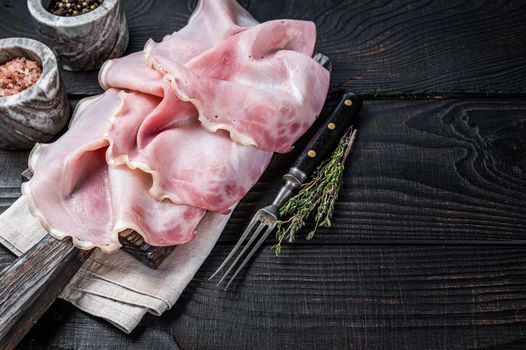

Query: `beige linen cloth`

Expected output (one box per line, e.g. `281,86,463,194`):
0,195,230,333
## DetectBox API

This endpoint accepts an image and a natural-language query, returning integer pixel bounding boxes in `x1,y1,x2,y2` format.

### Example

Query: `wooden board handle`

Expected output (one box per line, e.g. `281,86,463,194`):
0,235,91,350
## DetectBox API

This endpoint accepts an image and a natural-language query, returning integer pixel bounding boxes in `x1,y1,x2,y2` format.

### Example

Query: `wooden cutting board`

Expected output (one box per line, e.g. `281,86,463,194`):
0,171,177,350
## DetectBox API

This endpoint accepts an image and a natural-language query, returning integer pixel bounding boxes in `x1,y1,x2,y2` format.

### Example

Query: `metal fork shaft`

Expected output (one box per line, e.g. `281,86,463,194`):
210,52,333,289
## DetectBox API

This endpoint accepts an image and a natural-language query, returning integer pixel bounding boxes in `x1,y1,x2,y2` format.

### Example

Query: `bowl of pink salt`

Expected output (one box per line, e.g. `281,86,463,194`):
0,58,42,97
0,37,69,150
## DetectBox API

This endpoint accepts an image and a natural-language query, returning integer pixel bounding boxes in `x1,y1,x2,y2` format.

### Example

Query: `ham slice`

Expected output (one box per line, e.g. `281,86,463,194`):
102,1,329,153
146,19,329,152
23,90,206,249
105,89,272,213
24,0,330,250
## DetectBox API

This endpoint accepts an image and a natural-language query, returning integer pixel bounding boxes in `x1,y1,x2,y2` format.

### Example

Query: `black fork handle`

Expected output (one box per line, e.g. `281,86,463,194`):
290,91,362,182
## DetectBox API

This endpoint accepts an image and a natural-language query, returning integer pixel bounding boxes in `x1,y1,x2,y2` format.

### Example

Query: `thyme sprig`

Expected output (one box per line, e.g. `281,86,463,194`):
273,128,358,255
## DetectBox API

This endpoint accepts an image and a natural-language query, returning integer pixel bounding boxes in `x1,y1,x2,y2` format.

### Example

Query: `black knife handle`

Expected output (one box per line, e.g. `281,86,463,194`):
290,91,362,182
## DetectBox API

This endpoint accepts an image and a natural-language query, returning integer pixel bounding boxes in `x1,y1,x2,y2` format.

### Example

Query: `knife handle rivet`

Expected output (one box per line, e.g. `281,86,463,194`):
307,150,317,158
344,99,353,107
328,122,336,130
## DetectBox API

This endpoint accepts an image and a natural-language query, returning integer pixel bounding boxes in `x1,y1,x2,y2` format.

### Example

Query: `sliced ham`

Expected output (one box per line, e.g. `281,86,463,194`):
103,2,329,153
24,0,330,250
106,90,272,213
146,20,330,153
23,90,205,249
99,52,165,97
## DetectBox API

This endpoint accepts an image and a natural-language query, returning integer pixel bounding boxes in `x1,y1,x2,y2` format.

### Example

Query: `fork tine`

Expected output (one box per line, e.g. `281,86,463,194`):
223,225,274,291
209,215,260,280
216,222,267,286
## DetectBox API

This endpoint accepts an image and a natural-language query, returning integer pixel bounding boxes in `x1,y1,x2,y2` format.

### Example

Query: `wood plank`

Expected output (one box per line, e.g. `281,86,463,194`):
0,151,27,213
0,246,15,273
1,99,525,245
16,245,526,350
18,299,183,350
0,1,522,350
223,98,526,244
0,236,92,350
1,0,525,96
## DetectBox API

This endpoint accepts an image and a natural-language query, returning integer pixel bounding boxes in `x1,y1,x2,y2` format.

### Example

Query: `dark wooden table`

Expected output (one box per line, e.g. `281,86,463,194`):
1,0,526,349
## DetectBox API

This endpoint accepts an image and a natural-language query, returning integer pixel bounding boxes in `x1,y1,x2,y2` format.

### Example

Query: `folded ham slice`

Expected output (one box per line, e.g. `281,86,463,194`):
24,0,330,250
102,1,329,153
146,19,329,153
105,89,272,213
23,90,206,249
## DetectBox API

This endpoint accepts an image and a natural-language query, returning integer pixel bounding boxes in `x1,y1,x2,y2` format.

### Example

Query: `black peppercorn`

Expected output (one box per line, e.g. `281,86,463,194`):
47,0,104,17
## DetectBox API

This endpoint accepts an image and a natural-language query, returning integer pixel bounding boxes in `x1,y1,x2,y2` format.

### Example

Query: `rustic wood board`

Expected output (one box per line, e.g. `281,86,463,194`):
222,99,526,244
1,0,526,96
15,245,526,350
0,0,525,349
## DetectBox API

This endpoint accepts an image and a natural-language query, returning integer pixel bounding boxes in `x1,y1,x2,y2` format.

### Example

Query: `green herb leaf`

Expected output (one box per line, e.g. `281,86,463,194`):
273,128,357,255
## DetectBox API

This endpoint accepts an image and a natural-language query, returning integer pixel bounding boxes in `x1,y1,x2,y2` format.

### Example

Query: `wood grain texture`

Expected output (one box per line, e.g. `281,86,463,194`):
175,245,526,350
0,0,524,349
15,245,526,350
2,0,526,96
0,247,15,273
0,151,27,213
118,229,176,268
222,99,526,244
0,235,91,350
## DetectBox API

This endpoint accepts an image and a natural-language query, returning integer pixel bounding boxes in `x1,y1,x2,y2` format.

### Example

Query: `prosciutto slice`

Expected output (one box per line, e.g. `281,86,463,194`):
24,0,330,250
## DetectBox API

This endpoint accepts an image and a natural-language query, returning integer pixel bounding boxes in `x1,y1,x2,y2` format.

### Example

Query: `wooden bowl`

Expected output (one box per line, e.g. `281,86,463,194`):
27,0,129,71
0,37,69,150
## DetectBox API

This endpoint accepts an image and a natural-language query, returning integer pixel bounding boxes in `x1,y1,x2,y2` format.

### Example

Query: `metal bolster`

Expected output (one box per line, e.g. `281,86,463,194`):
286,167,307,184
271,168,306,208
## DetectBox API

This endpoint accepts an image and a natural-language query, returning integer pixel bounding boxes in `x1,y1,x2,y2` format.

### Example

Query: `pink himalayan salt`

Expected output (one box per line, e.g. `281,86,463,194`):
0,57,42,97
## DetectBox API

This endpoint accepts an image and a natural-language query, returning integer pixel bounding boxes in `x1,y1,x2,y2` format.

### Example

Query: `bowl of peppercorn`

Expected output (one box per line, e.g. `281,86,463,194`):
27,0,128,71
0,37,69,150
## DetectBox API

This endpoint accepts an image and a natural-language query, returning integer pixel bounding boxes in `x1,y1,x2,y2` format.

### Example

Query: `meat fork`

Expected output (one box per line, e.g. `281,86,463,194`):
210,74,362,289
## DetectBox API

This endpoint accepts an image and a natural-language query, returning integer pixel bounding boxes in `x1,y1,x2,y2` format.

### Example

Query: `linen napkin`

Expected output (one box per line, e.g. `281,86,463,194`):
0,196,230,333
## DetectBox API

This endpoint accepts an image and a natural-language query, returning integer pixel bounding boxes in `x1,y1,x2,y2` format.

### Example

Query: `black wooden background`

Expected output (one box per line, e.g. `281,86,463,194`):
1,0,526,349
